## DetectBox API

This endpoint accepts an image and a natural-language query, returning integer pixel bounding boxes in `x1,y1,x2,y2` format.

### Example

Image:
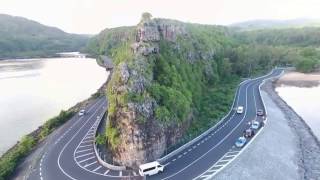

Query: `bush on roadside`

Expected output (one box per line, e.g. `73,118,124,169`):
0,136,35,180
39,110,74,139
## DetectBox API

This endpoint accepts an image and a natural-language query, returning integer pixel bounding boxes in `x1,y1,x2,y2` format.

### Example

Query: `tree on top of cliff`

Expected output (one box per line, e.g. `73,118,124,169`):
140,12,152,23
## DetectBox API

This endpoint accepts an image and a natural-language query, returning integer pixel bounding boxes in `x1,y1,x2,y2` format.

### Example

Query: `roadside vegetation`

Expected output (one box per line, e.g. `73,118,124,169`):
0,110,74,180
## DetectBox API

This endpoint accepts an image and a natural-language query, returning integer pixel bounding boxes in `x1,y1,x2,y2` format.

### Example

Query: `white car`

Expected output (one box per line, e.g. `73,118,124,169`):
235,136,247,148
78,109,85,116
251,121,260,130
236,106,244,114
139,161,164,176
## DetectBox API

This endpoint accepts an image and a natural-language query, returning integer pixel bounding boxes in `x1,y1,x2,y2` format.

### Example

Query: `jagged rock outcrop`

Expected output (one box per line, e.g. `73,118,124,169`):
101,13,229,169
105,16,193,168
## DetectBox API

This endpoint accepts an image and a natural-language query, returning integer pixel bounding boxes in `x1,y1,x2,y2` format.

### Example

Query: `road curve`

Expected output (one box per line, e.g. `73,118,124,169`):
27,69,282,180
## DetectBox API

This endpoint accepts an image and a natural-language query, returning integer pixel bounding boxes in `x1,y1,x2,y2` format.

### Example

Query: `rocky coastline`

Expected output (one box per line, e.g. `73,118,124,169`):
263,77,320,180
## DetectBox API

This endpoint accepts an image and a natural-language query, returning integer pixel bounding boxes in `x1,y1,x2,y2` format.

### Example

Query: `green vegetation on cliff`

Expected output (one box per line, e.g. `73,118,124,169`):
85,15,320,165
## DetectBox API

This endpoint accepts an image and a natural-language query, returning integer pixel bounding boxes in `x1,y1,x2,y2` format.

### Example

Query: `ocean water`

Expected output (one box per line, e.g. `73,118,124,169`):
0,57,108,155
276,85,320,140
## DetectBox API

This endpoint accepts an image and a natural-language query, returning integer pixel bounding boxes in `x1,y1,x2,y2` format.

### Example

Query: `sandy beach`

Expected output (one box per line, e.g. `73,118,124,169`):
276,71,320,87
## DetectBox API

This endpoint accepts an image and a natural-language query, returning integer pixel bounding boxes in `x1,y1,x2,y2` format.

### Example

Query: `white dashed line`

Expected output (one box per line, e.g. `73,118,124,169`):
93,165,102,172
78,144,92,148
119,171,122,176
104,169,110,175
84,161,97,168
76,148,92,153
75,152,94,158
172,158,176,162
78,156,95,163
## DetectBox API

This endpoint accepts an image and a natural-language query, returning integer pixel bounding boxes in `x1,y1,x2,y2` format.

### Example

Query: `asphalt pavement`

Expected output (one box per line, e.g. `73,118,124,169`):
27,69,283,180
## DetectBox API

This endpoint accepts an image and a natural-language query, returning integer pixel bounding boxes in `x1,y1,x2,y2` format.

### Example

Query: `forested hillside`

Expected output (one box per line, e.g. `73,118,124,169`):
85,13,292,167
0,14,89,59
232,28,320,72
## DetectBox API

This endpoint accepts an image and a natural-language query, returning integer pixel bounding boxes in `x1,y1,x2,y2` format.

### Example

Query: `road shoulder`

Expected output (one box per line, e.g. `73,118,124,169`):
213,81,302,180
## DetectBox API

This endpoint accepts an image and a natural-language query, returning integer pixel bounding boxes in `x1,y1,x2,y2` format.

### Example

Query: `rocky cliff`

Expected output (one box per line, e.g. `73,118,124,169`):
87,13,238,168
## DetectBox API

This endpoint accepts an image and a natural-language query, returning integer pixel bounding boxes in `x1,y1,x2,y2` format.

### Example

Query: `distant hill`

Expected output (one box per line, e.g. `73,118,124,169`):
0,14,89,59
230,18,320,31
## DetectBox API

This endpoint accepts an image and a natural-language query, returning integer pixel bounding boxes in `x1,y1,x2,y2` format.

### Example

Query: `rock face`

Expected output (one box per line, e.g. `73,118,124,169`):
105,17,192,168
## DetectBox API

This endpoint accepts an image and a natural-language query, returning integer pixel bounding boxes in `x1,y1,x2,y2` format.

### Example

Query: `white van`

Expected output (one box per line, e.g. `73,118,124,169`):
236,106,244,114
139,161,164,176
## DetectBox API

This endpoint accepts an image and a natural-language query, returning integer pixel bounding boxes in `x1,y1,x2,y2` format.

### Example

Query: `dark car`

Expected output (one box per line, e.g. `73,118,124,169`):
257,109,264,116
243,129,255,138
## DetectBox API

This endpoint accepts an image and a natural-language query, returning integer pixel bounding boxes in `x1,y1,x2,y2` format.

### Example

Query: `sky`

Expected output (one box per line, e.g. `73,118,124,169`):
1,0,320,34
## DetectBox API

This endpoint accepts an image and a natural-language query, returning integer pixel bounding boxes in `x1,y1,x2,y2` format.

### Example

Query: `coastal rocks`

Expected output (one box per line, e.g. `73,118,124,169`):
263,80,320,180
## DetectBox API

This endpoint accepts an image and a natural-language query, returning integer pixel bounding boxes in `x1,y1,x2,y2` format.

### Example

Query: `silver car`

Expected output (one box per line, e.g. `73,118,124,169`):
235,136,247,148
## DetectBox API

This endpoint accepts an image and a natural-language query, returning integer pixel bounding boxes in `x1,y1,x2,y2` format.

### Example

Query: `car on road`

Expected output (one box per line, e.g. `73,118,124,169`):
251,120,260,130
236,106,244,114
257,109,264,116
235,136,247,148
243,129,254,138
139,161,164,176
78,109,85,116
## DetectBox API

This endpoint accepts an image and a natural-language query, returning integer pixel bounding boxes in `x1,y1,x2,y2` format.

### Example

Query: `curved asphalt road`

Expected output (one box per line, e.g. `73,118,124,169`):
27,69,282,180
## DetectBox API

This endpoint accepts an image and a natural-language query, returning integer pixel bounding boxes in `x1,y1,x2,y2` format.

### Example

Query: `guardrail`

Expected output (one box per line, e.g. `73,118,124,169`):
158,69,279,164
197,68,284,179
157,79,250,163
93,108,126,171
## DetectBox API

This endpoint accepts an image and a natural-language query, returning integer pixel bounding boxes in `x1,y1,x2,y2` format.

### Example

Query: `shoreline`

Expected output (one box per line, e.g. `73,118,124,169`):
262,76,320,179
214,70,320,180
0,59,111,179
276,71,320,87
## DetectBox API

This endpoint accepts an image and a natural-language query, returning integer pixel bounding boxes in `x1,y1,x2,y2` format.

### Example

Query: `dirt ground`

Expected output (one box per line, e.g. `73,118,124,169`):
277,71,320,87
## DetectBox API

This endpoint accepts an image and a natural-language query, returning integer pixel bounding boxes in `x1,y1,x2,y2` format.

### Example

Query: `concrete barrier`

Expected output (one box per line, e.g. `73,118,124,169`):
93,108,126,171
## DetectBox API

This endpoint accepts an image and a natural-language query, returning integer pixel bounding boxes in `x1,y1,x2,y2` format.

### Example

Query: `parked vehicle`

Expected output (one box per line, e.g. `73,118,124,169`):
251,121,260,130
139,161,164,176
236,106,244,114
235,136,247,148
243,129,255,138
257,109,264,116
78,109,85,116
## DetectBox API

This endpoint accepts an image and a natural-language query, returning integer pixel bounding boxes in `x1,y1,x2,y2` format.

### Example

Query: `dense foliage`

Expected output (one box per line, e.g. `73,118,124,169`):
0,14,89,59
86,18,320,151
232,28,320,72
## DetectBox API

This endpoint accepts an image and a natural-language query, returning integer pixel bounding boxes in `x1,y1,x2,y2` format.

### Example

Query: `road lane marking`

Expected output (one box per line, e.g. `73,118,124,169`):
104,170,110,175
82,139,93,143
78,156,95,163
162,78,252,180
84,161,97,168
78,144,92,148
57,99,106,180
172,158,176,162
119,171,122,176
93,166,102,172
76,148,92,153
133,171,137,176
192,72,278,180
75,152,94,158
